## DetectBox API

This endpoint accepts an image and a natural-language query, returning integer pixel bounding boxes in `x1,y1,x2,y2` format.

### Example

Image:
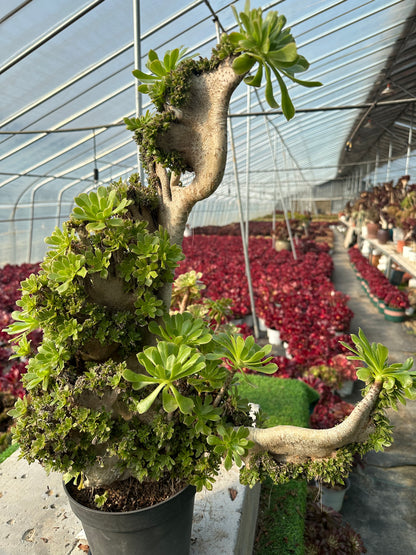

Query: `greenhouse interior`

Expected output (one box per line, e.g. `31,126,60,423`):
1,0,416,554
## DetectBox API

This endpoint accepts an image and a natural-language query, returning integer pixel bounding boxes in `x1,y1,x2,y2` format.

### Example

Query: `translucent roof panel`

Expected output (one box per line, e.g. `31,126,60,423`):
1,0,416,263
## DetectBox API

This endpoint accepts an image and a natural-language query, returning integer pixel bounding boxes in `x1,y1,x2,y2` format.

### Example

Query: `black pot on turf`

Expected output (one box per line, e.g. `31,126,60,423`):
64,482,196,555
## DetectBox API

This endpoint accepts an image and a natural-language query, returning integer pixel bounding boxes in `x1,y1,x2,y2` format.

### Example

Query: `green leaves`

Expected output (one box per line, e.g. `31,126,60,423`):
85,248,111,279
341,328,416,409
124,110,154,132
183,395,221,435
208,333,277,375
71,186,131,233
171,270,205,310
4,310,40,340
229,1,322,119
45,223,76,256
148,313,212,347
203,297,233,330
132,47,195,109
123,342,206,414
8,396,28,419
48,253,87,294
134,47,190,82
118,224,183,293
134,291,165,322
232,53,256,75
22,339,70,391
94,491,108,508
207,426,252,471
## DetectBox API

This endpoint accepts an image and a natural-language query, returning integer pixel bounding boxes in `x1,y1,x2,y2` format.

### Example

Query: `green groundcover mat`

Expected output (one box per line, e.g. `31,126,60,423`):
238,375,319,554
0,442,19,464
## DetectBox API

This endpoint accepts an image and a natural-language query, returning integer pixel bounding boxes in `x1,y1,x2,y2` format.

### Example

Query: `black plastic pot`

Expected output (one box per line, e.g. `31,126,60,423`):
377,228,390,245
64,482,196,555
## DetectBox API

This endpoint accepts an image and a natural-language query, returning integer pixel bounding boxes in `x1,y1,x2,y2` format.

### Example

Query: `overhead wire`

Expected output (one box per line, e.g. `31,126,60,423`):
0,0,106,76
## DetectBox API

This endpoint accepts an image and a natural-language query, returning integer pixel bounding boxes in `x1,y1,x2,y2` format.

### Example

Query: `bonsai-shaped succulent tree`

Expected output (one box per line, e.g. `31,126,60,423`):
5,2,416,512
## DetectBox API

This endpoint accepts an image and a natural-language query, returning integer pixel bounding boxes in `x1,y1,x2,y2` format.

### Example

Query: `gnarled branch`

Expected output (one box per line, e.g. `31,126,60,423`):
155,59,244,244
246,381,383,462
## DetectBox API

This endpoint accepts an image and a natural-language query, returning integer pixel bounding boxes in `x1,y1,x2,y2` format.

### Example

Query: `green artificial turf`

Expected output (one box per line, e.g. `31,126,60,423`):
238,375,318,554
0,442,18,464
254,478,307,555
238,374,319,427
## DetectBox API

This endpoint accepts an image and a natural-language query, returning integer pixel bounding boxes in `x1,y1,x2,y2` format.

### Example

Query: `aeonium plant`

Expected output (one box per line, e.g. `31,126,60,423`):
330,354,359,382
5,182,416,508
307,354,359,390
3,0,416,516
307,364,345,390
5,184,277,508
241,329,416,488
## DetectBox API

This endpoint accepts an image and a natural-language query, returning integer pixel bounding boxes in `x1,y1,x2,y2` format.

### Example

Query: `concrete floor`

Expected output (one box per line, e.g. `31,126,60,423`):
332,230,416,555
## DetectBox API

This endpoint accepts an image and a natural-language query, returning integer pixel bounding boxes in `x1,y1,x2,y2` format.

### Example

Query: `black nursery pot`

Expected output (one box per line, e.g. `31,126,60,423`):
64,482,196,555
377,228,390,245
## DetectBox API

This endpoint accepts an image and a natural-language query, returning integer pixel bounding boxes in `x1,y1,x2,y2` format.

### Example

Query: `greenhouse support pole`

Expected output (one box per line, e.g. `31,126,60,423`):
133,0,145,186
365,162,371,190
373,150,379,186
405,106,413,176
386,141,392,181
262,117,297,260
213,17,258,336
253,86,297,260
228,117,259,339
272,187,276,249
272,137,277,249
245,87,251,245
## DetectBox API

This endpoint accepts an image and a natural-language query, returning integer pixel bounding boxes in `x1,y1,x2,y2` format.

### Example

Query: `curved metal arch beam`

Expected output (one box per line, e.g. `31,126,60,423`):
46,129,138,225
254,57,394,148
10,125,131,229
0,82,135,187
3,13,242,240
0,14,233,186
298,0,407,51
3,2,404,192
0,0,32,24
25,152,135,261
226,12,405,117
0,46,132,133
229,31,404,125
8,0,412,256
0,62,132,152
0,0,218,146
0,0,106,76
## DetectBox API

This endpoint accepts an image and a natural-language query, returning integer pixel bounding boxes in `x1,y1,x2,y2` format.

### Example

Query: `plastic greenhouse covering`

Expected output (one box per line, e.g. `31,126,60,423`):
1,0,416,264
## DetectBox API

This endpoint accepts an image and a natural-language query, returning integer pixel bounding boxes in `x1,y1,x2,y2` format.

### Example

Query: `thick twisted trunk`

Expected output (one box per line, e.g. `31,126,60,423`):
135,59,387,470
247,381,382,462
152,59,244,246
81,56,389,485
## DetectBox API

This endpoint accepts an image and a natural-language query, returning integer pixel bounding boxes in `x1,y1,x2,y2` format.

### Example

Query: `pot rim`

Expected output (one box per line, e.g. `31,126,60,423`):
63,479,196,516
